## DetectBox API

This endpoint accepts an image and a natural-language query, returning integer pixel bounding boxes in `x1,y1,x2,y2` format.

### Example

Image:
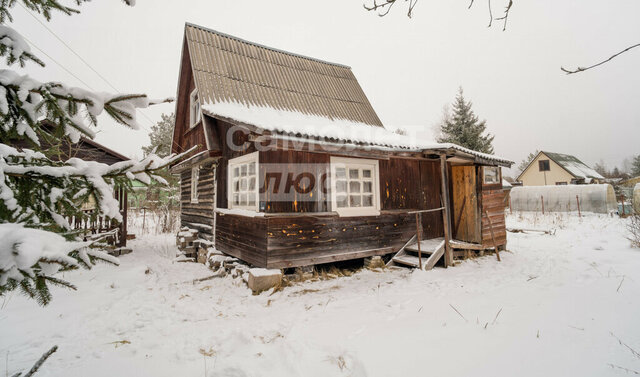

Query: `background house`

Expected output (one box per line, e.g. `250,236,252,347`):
517,151,604,186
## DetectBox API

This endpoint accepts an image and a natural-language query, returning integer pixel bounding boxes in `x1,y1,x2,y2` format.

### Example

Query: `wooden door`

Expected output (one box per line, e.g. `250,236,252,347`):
451,165,481,243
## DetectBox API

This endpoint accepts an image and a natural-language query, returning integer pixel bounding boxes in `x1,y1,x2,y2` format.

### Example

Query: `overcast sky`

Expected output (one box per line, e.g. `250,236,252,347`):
9,0,640,176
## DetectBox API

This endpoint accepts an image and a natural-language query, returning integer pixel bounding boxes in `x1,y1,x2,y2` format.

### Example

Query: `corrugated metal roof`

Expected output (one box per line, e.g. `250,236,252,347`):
542,151,604,180
184,23,384,128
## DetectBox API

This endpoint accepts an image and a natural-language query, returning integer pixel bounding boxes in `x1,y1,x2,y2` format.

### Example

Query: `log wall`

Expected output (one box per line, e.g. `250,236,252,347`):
180,164,216,239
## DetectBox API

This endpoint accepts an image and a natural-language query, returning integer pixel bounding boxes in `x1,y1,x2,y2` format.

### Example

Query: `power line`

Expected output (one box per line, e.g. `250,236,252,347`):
18,3,160,131
20,34,95,91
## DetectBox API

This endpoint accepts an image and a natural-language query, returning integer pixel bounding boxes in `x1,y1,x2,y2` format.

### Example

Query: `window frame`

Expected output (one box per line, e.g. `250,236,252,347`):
330,156,381,217
482,166,501,185
189,88,201,128
227,151,259,212
190,166,199,204
539,159,550,172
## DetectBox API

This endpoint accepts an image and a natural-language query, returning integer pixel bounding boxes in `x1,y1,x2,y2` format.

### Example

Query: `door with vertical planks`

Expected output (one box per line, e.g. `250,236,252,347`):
451,165,481,243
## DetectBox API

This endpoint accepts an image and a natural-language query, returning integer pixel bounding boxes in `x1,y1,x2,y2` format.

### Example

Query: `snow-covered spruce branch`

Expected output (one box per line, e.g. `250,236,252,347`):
0,0,135,25
0,146,195,305
0,69,173,146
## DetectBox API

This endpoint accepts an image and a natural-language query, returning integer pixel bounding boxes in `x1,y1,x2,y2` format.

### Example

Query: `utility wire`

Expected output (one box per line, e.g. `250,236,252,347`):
20,34,95,90
18,3,160,130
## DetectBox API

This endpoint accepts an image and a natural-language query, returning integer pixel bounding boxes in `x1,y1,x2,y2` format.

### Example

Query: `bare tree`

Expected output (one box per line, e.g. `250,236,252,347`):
363,0,638,74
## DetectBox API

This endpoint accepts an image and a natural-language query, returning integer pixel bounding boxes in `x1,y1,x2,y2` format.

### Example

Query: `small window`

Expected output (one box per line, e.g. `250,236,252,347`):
228,152,259,211
556,182,568,185
190,89,201,128
330,157,380,216
539,160,550,171
191,167,199,203
483,166,500,185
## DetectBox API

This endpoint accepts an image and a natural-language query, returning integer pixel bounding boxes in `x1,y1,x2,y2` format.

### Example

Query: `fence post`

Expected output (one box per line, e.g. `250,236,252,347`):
576,195,581,218
541,195,545,215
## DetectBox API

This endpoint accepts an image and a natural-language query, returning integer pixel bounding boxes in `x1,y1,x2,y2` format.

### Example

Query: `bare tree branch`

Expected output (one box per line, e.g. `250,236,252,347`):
494,0,513,31
363,0,417,18
561,43,640,74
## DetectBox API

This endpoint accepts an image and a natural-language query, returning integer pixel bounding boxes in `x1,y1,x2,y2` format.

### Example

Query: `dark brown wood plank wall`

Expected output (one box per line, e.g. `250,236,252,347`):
215,120,257,210
173,39,207,156
260,149,330,213
215,214,268,267
481,187,507,246
265,212,416,269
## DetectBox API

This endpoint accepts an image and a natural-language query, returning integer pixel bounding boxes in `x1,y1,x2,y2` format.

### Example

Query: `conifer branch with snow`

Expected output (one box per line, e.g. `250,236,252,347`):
0,0,192,306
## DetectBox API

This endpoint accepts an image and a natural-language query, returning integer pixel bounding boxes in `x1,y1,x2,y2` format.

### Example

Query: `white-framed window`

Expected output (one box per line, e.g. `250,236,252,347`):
228,151,259,211
190,166,199,203
483,166,501,185
330,156,380,217
190,89,201,128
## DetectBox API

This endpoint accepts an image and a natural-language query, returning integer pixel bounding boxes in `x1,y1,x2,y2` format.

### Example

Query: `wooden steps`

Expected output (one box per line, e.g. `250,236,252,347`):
389,237,445,271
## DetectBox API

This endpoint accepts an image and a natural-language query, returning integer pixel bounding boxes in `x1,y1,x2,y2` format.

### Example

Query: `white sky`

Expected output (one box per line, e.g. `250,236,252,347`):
8,0,640,176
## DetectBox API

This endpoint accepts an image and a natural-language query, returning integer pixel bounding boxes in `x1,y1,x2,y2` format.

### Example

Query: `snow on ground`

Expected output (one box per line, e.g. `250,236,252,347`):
2,213,640,376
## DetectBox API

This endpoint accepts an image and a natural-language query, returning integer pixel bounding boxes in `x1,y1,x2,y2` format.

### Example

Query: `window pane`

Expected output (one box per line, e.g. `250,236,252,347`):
248,196,256,206
335,167,346,179
234,179,240,192
349,181,361,193
349,169,359,179
362,169,371,178
362,195,373,207
349,195,361,207
233,167,239,178
240,194,247,205
336,195,348,208
363,181,372,193
240,178,247,191
233,194,239,205
249,177,256,191
336,180,347,193
240,164,247,177
248,162,256,175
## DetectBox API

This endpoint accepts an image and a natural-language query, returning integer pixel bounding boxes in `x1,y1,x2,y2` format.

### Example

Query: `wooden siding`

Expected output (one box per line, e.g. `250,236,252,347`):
260,149,330,213
480,187,507,247
215,214,268,267
265,212,415,269
172,37,207,156
180,165,216,238
450,165,481,243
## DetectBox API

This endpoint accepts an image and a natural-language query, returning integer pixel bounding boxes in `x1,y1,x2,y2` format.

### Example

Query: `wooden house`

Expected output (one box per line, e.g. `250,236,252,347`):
169,23,513,270
11,120,130,246
517,151,604,186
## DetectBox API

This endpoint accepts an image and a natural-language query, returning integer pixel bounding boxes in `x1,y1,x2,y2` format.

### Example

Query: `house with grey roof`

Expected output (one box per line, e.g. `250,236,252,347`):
517,151,604,186
169,23,513,270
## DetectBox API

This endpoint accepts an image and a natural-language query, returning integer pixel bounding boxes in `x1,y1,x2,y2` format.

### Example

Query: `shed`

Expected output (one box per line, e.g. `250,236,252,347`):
169,23,513,270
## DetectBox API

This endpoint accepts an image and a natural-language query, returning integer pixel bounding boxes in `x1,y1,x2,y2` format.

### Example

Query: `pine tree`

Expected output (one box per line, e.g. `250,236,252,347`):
632,155,640,177
0,0,191,305
142,113,175,158
518,150,540,174
437,88,495,154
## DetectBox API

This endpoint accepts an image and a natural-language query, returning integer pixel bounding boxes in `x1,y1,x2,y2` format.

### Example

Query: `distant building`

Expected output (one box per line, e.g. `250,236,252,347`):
517,151,604,186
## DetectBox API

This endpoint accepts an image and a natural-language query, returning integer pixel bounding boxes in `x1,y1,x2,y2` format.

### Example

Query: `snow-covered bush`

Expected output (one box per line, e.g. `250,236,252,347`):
0,0,191,305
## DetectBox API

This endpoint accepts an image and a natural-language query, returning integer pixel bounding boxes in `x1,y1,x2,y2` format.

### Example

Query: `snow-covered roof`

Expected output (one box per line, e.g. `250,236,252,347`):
202,101,512,166
185,23,384,128
185,23,512,166
542,151,604,180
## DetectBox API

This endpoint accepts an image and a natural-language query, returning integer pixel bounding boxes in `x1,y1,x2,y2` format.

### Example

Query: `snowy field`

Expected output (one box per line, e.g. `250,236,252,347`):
2,213,640,377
